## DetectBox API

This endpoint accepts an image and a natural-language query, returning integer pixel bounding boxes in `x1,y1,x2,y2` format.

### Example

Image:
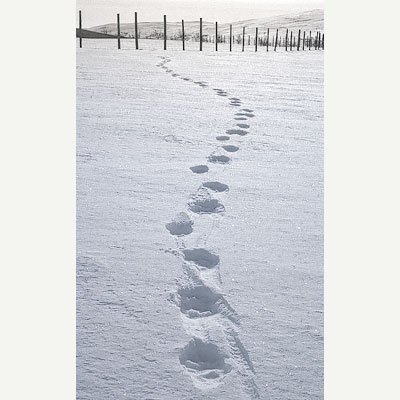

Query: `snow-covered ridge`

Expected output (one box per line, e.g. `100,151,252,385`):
89,9,323,39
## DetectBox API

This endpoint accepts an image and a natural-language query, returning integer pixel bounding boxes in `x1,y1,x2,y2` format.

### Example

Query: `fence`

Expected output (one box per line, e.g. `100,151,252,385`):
77,11,325,52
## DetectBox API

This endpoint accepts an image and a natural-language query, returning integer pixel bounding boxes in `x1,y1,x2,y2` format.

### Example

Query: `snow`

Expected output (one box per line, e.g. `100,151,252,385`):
77,38,323,400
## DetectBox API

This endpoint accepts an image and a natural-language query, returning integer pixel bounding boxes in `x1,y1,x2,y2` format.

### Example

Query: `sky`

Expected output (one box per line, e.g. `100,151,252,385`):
77,0,324,28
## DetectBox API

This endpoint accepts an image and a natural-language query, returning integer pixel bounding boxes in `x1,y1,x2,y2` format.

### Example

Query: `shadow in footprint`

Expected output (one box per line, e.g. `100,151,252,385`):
202,182,229,192
235,113,254,118
237,123,249,129
179,338,232,385
188,196,225,214
166,212,194,236
190,165,209,174
216,136,230,141
226,129,247,136
176,282,239,323
208,155,230,164
241,108,254,113
183,248,220,268
222,145,239,153
234,117,247,121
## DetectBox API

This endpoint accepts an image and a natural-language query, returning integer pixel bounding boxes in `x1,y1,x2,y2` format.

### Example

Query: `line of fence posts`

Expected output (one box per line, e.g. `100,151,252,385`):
77,11,324,53
135,12,138,49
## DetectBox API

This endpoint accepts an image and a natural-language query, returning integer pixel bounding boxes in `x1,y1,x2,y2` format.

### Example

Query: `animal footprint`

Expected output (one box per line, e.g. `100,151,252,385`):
202,181,229,192
216,136,230,141
166,212,194,236
235,113,254,118
179,338,232,385
222,145,239,153
237,123,249,129
208,155,231,164
190,165,209,174
226,129,247,136
188,190,225,214
182,248,220,268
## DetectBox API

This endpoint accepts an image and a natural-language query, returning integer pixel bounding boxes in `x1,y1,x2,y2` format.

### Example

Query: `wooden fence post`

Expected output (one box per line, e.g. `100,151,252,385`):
117,13,121,49
182,20,185,50
315,32,318,50
322,33,324,50
297,29,301,50
242,27,245,51
303,30,305,50
275,29,278,51
230,24,232,52
255,27,258,52
215,22,218,51
318,32,321,49
285,29,288,51
266,28,269,52
290,31,292,50
79,10,82,48
200,18,202,51
135,12,139,49
163,15,167,50
309,31,312,50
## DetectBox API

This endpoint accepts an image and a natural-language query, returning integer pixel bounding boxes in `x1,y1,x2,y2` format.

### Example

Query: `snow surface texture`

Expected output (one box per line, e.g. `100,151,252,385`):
77,39,323,400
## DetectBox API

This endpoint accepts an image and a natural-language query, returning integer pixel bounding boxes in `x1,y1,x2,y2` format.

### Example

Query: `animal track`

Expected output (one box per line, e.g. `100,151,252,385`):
208,154,231,164
190,165,209,174
159,57,261,396
226,129,248,136
182,248,220,268
179,338,232,385
202,181,229,192
166,212,194,236
222,145,239,153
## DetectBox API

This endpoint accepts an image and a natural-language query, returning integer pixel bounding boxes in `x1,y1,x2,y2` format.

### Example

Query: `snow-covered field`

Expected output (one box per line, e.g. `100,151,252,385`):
77,39,323,400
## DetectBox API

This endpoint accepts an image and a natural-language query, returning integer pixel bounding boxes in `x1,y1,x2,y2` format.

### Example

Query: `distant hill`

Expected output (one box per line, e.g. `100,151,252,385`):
88,9,323,39
76,28,116,39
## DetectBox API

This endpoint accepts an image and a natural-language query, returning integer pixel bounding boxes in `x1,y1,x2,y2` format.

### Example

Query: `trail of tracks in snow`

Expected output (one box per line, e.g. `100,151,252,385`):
158,56,268,399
